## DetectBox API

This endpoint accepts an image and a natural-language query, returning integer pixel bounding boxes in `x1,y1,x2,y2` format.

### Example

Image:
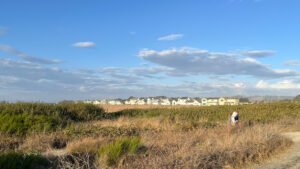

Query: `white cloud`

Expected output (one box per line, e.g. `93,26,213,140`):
140,63,148,66
1,56,299,102
240,50,276,58
0,26,8,35
138,47,298,78
0,43,63,64
129,31,136,35
72,41,96,48
283,60,300,66
1,43,300,102
158,34,184,41
72,42,96,48
129,66,172,78
256,80,300,89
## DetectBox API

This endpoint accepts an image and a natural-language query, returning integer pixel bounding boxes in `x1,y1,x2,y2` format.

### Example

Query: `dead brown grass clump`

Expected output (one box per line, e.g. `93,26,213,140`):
55,152,97,169
0,133,23,153
66,137,108,154
193,125,293,169
116,125,292,169
18,132,70,153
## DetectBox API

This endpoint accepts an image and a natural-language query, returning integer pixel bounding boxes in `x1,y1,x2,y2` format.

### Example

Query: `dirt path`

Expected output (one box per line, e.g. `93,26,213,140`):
248,132,300,169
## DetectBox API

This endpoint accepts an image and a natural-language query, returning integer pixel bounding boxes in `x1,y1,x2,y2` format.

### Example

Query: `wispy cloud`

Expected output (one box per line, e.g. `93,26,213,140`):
138,47,297,78
158,34,184,41
240,50,276,58
0,26,8,35
129,31,136,35
72,41,96,48
256,80,300,90
283,60,300,66
0,43,63,64
1,54,300,102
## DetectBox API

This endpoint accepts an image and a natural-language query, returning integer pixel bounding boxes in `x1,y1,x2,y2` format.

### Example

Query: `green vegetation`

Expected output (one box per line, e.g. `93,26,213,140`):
98,137,142,166
0,102,105,136
118,102,300,124
0,102,299,168
1,102,300,136
0,152,49,169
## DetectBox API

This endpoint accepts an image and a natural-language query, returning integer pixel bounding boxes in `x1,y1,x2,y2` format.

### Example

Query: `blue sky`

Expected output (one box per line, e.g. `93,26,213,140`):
1,0,300,102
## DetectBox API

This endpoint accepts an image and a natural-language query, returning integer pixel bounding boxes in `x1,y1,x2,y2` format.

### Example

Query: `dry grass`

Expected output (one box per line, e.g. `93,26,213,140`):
66,137,108,154
18,132,70,153
100,104,198,113
273,116,300,132
1,103,298,168
0,133,23,153
1,120,293,169
54,152,96,169
116,125,292,169
93,116,171,131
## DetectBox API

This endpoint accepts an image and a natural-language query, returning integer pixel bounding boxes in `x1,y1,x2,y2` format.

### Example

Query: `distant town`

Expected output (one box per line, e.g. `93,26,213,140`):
83,96,250,106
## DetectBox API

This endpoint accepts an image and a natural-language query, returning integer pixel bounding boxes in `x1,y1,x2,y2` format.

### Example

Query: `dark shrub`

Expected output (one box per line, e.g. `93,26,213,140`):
0,152,50,169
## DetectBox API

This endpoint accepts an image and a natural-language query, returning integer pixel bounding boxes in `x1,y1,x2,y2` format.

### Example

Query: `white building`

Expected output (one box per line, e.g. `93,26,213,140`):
160,98,171,105
125,97,138,105
92,100,101,105
136,98,146,105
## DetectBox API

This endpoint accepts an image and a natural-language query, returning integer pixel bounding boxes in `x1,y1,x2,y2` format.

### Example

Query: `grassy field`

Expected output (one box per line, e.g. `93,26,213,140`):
0,102,299,168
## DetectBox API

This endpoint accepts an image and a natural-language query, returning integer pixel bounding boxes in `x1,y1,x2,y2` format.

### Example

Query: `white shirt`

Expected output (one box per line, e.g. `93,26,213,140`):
231,112,238,125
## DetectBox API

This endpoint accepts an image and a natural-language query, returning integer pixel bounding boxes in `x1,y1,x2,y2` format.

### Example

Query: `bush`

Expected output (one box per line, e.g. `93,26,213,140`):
98,137,142,166
0,102,105,136
0,152,50,169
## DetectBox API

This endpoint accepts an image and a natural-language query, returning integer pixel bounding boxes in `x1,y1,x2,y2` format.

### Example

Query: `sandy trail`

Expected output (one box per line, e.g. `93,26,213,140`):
247,132,300,169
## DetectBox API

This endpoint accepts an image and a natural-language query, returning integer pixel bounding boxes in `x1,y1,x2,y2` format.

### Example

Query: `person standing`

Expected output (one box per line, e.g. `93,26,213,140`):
227,111,239,133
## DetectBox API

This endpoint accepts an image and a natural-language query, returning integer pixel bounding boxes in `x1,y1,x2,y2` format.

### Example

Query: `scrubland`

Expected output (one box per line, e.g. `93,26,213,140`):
0,102,299,169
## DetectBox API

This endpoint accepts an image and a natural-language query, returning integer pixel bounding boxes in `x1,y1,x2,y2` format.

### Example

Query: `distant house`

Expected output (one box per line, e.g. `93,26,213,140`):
151,97,160,105
92,100,101,105
107,99,123,105
125,97,138,105
170,98,178,105
224,97,239,105
84,96,241,107
146,97,153,105
98,99,106,105
207,98,219,106
107,99,115,105
218,97,225,105
201,98,208,106
136,98,146,105
160,98,171,105
194,97,202,106
177,97,189,105
186,99,201,106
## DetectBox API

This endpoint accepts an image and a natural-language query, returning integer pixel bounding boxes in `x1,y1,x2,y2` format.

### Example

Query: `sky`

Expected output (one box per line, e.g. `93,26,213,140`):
1,0,300,102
